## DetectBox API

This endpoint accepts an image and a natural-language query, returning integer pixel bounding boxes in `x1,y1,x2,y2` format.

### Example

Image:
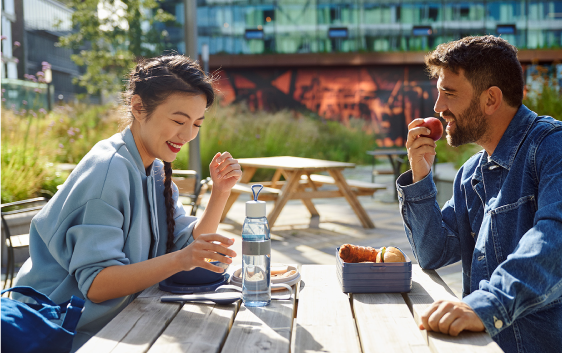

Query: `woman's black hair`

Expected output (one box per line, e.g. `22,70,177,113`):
124,55,214,253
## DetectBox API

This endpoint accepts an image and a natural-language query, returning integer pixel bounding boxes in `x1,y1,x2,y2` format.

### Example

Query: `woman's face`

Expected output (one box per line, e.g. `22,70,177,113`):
132,92,207,168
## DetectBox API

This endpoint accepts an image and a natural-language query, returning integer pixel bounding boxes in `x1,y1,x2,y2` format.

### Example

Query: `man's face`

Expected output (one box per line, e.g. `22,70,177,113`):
434,68,488,147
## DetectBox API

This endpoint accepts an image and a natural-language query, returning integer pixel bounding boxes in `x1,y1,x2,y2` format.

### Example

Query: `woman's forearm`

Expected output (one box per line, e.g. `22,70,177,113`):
192,189,231,239
87,251,182,303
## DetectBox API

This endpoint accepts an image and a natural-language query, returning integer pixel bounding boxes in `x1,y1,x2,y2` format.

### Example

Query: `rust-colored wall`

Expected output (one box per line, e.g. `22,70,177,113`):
214,65,438,147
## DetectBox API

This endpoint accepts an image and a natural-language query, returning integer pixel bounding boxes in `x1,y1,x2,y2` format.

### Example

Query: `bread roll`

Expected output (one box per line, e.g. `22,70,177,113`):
375,247,385,263
384,247,406,262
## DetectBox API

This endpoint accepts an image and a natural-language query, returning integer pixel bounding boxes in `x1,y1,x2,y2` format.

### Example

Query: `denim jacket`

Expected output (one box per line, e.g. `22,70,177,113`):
397,105,562,353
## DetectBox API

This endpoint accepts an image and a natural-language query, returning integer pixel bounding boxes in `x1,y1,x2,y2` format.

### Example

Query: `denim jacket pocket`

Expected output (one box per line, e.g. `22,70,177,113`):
489,195,537,265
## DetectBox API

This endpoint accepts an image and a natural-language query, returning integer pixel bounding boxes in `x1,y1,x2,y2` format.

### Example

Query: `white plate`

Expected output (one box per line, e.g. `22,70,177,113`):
229,265,301,291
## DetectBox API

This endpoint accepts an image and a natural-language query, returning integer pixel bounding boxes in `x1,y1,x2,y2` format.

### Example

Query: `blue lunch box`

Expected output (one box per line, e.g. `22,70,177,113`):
335,247,412,293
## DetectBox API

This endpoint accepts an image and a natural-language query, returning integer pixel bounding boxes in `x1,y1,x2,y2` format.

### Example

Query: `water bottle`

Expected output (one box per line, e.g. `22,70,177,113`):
241,184,271,307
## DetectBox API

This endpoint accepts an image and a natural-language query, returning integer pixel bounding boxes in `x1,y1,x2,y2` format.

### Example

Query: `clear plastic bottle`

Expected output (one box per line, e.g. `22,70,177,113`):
241,185,271,307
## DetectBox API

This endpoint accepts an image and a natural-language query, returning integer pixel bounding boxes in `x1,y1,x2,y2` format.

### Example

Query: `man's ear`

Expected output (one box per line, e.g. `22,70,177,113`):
483,86,503,116
130,95,144,122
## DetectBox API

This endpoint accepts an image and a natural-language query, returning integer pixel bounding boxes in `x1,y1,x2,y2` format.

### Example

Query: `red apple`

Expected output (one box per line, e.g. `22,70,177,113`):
420,117,443,141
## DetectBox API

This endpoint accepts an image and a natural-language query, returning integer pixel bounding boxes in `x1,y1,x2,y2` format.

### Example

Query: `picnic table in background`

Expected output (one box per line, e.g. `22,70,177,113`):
213,156,387,229
78,264,502,353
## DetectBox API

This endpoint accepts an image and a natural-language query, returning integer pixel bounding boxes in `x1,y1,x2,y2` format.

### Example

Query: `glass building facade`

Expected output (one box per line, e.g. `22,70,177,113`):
160,0,562,55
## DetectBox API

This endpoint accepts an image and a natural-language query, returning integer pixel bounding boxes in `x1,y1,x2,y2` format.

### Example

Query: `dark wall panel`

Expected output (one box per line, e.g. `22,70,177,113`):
215,65,438,147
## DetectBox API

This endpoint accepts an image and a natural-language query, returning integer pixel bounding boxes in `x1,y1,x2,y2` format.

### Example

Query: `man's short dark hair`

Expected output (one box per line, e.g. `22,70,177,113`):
425,35,524,108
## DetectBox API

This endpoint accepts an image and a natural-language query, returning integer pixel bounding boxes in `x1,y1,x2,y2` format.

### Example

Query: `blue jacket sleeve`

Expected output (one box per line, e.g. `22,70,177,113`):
47,198,131,298
397,169,461,269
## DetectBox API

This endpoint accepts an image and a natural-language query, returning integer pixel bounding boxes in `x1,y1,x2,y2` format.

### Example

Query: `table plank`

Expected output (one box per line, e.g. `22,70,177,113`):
221,298,295,353
77,297,181,353
292,265,361,353
353,293,431,353
148,302,237,353
402,265,503,353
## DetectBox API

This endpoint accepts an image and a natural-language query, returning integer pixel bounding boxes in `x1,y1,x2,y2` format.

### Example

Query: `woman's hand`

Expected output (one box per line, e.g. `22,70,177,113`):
177,233,237,273
406,119,437,183
210,152,242,194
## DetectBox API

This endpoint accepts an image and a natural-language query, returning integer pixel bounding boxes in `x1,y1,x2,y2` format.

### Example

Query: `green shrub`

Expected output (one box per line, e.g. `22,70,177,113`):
2,102,377,201
1,110,62,203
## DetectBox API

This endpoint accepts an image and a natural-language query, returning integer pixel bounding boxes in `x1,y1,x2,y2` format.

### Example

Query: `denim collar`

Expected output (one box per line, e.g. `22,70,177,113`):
122,127,153,177
487,104,537,170
471,105,537,184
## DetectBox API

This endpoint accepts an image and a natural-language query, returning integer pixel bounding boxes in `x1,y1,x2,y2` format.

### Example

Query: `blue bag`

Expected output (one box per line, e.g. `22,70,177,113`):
1,286,85,353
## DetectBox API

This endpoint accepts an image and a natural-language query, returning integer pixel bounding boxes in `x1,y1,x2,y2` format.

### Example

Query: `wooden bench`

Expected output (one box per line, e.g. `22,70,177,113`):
300,174,387,196
210,175,386,201
208,181,281,201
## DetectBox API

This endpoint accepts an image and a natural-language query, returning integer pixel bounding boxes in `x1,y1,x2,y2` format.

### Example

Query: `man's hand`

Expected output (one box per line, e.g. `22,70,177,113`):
419,300,485,336
406,119,437,183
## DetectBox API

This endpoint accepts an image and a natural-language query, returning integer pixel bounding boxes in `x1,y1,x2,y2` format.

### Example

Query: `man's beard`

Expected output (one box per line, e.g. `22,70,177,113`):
445,96,488,147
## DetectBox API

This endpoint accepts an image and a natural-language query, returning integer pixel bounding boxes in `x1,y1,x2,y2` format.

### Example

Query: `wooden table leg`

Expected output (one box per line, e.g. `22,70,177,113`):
284,171,319,217
267,170,304,228
271,169,282,188
328,170,375,229
297,184,320,217
220,167,257,222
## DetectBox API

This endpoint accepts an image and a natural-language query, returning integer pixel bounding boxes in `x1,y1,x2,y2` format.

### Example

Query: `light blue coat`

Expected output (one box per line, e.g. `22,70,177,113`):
14,127,197,350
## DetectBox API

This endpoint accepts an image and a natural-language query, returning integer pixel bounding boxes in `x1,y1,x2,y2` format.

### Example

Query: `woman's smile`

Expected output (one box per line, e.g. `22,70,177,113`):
166,141,183,153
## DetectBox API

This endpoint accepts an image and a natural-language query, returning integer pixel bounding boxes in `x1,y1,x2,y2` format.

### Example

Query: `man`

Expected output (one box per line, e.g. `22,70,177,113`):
398,35,562,353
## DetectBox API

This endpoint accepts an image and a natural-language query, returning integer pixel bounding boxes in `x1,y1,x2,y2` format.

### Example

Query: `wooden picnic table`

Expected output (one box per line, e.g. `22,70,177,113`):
78,264,502,353
218,156,385,229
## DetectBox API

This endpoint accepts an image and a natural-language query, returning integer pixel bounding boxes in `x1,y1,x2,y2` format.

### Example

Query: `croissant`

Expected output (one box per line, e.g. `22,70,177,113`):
339,244,378,263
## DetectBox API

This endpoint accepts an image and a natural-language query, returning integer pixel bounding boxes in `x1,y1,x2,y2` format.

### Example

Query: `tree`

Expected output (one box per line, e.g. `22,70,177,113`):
58,0,176,95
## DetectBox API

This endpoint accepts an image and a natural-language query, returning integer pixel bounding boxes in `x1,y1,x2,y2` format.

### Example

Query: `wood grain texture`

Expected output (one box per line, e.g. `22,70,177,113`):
221,299,295,353
353,293,431,353
292,265,361,353
76,297,181,353
148,302,237,353
403,265,503,353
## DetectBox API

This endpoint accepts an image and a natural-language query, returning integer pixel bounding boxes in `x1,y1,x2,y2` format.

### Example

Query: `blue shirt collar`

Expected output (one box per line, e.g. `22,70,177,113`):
471,105,537,185
487,104,537,170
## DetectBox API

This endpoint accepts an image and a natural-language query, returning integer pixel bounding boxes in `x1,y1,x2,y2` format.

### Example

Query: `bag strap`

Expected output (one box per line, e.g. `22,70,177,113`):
2,286,57,306
1,286,84,326
61,296,86,333
1,286,63,319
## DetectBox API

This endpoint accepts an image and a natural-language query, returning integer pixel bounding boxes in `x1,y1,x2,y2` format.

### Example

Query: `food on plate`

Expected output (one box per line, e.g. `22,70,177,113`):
375,246,406,263
271,265,289,276
272,270,297,279
339,244,379,263
420,117,444,141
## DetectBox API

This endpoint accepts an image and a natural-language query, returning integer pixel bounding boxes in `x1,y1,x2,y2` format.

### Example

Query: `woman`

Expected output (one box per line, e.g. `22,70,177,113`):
14,55,241,351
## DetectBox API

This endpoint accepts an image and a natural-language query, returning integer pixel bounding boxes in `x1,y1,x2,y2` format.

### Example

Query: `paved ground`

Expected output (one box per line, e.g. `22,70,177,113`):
2,164,463,298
